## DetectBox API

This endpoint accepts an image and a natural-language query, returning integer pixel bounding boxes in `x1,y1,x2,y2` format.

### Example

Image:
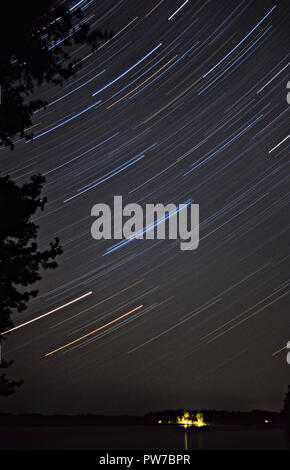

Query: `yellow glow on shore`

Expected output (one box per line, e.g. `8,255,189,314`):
177,411,207,428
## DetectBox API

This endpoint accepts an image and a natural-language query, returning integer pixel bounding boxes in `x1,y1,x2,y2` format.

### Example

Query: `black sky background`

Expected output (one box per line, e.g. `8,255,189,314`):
0,0,289,415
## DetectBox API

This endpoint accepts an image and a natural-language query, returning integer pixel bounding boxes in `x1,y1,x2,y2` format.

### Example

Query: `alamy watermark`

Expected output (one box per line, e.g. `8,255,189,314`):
91,196,199,251
286,81,290,105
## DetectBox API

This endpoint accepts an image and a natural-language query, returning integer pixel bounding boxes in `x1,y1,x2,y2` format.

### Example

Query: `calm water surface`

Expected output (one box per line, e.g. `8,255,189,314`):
0,425,289,450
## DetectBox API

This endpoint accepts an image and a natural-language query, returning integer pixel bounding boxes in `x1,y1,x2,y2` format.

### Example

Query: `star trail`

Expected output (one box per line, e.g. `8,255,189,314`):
0,0,289,415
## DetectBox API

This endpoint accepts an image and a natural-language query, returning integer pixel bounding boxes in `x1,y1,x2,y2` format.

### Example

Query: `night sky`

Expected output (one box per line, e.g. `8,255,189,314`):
1,0,289,415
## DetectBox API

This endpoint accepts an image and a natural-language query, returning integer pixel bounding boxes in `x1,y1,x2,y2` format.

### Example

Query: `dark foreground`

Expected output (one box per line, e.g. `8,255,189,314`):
0,425,289,450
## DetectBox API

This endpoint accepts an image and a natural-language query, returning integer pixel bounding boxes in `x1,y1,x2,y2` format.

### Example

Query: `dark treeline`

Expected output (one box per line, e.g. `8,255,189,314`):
0,408,288,427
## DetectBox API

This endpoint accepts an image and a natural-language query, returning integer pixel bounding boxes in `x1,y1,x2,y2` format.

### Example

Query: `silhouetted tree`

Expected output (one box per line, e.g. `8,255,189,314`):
0,0,112,148
282,385,290,425
0,1,113,396
0,359,23,397
0,174,63,395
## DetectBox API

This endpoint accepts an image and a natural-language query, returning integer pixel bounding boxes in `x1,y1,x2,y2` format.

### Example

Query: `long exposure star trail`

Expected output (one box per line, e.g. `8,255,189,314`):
0,0,289,416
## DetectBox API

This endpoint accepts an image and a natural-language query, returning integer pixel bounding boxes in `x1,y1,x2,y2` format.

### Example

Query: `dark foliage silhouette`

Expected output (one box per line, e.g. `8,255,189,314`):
0,175,63,394
0,1,113,395
0,0,112,148
282,385,290,425
0,359,23,397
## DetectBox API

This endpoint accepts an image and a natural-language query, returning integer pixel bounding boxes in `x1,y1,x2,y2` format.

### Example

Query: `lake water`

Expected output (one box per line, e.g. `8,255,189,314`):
0,425,289,450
